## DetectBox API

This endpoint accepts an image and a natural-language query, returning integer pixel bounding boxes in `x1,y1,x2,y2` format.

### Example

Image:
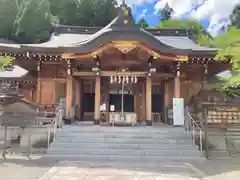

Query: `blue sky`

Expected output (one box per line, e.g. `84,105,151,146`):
120,0,239,36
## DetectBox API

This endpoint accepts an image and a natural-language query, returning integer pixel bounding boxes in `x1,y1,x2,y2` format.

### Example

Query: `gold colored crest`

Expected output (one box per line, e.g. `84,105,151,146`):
124,9,129,16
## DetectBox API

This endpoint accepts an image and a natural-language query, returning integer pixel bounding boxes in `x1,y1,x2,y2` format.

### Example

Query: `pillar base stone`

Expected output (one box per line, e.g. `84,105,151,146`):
63,117,74,124
146,120,152,126
93,119,100,125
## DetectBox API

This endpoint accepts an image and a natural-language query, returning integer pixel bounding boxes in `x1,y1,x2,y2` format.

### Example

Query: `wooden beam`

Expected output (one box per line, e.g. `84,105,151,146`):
73,71,184,78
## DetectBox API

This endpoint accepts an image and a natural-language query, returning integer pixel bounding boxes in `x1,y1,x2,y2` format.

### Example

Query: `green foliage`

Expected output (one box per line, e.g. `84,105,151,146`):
0,0,118,43
13,0,53,43
213,27,240,70
155,19,213,46
212,27,240,94
0,0,19,39
216,76,240,98
230,3,240,28
159,3,173,21
0,56,13,71
49,0,117,27
137,18,149,28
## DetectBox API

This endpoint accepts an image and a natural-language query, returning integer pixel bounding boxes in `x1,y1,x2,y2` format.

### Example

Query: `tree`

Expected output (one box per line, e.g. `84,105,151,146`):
212,27,240,94
137,17,149,28
49,0,118,27
155,19,213,46
13,0,53,43
0,0,19,39
230,3,240,28
159,3,174,21
0,56,13,71
49,0,80,25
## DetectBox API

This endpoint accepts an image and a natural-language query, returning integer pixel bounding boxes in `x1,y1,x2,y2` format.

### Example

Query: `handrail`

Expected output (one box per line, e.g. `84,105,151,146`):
47,108,64,149
185,107,203,152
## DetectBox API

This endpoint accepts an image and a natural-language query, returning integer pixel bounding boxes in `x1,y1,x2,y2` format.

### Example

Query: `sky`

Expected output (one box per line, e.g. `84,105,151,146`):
117,0,240,36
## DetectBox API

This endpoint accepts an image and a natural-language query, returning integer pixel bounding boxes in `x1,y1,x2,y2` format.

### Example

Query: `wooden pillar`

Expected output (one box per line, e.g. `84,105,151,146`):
146,76,152,126
36,59,42,104
164,79,170,123
174,76,181,98
105,80,110,123
65,76,73,119
75,78,80,106
94,76,101,124
74,78,81,120
174,62,181,98
36,77,41,104
140,81,146,121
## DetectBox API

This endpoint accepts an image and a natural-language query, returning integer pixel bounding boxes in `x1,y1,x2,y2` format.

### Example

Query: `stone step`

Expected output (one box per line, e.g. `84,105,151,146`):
55,137,193,144
44,154,205,162
56,132,189,139
61,125,185,133
50,142,196,150
47,148,202,156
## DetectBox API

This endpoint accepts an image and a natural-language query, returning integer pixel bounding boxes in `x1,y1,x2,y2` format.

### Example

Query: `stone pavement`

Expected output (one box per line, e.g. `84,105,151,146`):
0,155,240,180
39,161,203,180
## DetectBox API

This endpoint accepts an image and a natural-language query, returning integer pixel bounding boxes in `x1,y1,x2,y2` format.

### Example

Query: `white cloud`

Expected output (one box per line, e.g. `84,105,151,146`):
139,8,148,18
154,0,239,35
154,0,203,16
117,0,156,7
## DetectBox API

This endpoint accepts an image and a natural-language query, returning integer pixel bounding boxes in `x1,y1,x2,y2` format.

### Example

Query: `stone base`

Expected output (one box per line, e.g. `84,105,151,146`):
93,119,100,125
146,120,152,126
63,117,73,124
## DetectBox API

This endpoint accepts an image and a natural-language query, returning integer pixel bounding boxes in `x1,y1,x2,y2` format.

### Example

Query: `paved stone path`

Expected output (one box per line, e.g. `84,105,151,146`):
39,161,203,180
0,156,240,180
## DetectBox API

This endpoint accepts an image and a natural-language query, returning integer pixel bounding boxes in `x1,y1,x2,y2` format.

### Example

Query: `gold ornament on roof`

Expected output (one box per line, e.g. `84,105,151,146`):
124,8,129,16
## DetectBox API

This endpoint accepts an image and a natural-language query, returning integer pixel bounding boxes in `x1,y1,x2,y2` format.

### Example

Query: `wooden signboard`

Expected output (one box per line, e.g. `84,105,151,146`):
204,103,240,124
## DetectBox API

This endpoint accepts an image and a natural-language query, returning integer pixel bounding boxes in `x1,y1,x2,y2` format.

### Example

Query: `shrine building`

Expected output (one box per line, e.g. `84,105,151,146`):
0,3,227,126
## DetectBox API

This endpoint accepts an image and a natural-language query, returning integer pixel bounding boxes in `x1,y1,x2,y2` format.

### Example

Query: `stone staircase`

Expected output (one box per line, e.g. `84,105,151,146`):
45,123,204,162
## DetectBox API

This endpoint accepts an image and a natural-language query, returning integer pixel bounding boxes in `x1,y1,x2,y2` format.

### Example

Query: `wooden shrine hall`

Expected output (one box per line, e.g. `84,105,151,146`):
0,2,226,126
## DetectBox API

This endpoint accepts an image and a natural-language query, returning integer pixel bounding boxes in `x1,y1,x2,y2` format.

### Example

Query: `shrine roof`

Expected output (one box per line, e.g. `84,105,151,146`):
0,65,33,80
0,3,217,56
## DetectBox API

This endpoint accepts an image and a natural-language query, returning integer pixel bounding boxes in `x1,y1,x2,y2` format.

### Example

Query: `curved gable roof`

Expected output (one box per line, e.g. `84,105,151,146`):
0,3,217,56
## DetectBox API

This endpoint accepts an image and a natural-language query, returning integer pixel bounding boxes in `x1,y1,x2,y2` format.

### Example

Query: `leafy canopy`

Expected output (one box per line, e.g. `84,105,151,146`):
0,0,118,43
212,27,240,70
159,3,174,21
230,3,240,28
0,56,13,71
212,27,240,93
137,18,149,28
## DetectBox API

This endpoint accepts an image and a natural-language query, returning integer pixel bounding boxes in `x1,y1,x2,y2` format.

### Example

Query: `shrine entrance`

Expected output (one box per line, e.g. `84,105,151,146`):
75,72,166,126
